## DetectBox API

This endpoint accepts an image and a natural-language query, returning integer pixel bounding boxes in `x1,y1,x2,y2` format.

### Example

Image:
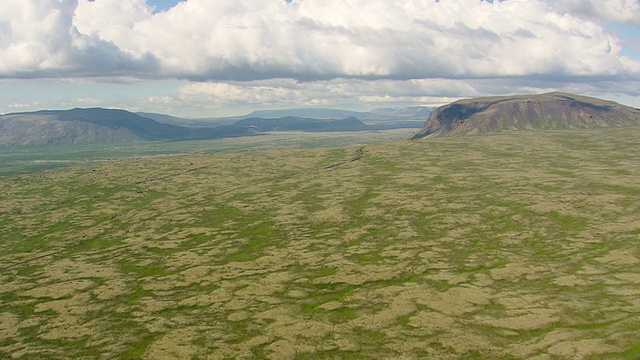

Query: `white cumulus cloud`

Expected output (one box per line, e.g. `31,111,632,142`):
0,0,158,78
114,0,640,80
1,0,640,115
0,0,638,81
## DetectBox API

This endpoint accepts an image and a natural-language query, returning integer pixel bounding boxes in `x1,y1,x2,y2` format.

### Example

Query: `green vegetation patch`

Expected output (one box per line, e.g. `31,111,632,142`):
1,127,640,358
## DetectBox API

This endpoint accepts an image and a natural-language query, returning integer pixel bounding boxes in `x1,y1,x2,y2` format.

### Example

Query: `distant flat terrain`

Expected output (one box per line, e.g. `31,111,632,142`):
0,129,415,177
1,127,639,358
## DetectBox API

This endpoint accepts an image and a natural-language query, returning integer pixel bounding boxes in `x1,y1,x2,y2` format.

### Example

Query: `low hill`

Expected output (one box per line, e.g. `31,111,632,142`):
29,108,192,140
0,109,381,146
0,108,257,146
411,92,640,139
234,116,370,132
136,112,195,127
0,113,140,146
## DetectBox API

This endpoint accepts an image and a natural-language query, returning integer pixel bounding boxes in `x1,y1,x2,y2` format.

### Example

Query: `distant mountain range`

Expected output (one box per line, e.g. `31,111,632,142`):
0,108,257,146
368,106,432,118
139,106,432,127
236,106,432,120
0,108,404,146
235,116,369,132
11,93,634,146
411,92,640,139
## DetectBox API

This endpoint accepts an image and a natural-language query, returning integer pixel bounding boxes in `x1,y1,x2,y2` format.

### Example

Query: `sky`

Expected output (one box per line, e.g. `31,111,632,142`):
0,0,639,118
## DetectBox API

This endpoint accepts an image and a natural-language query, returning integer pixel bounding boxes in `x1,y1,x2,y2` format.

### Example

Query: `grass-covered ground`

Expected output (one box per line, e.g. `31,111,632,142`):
1,127,639,359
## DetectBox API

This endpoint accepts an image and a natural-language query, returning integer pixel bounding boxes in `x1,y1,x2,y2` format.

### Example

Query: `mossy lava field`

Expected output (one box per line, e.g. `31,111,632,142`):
1,127,640,359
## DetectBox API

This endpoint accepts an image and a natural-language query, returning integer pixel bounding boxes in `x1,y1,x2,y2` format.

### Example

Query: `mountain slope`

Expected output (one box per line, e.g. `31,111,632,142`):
0,114,139,146
234,116,371,132
411,92,640,139
0,108,379,146
30,108,192,140
0,108,257,145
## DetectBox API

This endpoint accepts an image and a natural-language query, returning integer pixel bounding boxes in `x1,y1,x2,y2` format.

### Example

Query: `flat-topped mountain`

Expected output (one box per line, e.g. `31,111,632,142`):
411,92,640,139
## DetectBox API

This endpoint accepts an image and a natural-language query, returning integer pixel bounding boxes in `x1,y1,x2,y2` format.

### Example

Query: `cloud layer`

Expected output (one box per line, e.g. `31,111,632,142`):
0,0,158,78
1,0,638,81
551,0,640,26
1,0,639,116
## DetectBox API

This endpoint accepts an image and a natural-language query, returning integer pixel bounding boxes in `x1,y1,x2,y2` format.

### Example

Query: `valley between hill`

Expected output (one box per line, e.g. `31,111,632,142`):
1,127,640,358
